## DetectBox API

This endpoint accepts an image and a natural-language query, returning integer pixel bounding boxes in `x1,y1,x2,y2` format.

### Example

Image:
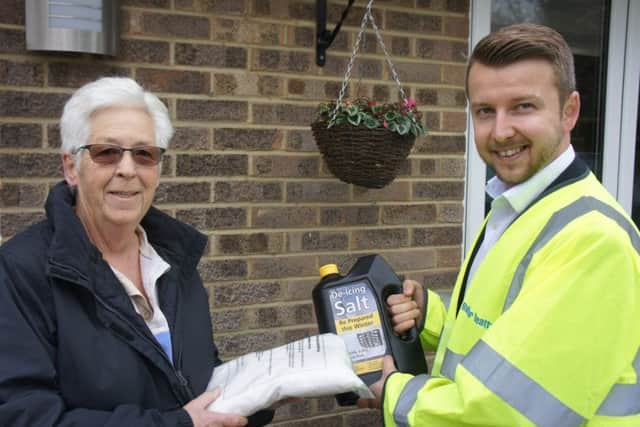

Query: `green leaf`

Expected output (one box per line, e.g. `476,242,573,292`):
347,114,362,126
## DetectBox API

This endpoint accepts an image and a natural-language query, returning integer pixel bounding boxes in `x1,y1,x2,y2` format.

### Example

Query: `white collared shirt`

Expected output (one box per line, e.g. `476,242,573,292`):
110,226,174,362
467,145,576,283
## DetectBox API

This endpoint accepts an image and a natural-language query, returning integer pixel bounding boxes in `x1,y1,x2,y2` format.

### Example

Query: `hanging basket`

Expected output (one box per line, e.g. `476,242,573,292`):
310,0,424,189
312,121,415,189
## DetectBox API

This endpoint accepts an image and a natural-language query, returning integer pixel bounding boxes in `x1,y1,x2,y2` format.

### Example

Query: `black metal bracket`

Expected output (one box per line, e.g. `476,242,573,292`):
316,0,355,66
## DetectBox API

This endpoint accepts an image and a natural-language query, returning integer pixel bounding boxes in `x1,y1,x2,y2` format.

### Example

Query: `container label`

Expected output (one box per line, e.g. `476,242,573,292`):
329,281,386,375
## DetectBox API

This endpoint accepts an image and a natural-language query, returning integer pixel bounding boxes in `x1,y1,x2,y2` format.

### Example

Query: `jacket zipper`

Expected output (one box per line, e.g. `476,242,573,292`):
48,260,194,405
94,295,194,404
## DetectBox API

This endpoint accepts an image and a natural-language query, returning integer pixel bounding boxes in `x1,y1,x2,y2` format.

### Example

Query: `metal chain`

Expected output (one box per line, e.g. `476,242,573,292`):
329,0,374,125
329,0,408,126
366,7,407,102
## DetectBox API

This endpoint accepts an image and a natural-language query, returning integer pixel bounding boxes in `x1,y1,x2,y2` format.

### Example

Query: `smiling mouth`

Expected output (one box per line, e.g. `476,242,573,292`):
497,146,525,158
110,191,139,197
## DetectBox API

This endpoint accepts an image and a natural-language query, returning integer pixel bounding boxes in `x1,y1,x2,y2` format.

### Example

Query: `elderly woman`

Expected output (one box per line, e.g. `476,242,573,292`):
0,77,273,427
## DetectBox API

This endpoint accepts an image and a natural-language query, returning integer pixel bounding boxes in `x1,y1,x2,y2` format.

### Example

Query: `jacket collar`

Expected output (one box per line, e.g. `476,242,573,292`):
46,181,207,292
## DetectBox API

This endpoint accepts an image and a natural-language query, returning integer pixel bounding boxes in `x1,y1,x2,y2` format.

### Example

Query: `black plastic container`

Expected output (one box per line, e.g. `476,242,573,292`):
312,254,427,405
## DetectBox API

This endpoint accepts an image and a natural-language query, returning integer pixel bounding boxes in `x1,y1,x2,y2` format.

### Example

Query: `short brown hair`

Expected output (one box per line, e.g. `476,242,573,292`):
466,23,576,102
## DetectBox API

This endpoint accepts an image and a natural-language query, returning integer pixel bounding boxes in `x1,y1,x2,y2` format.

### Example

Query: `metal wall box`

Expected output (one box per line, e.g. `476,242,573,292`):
26,0,119,56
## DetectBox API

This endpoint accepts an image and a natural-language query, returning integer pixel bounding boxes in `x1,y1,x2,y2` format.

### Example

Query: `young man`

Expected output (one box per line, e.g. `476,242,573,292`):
359,23,640,427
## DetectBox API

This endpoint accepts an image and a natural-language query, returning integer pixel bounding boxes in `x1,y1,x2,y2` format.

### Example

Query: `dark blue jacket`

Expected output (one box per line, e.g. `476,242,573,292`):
0,182,273,426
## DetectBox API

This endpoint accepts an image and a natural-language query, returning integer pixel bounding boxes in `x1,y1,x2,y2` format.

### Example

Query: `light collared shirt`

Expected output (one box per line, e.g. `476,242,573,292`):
110,226,174,362
467,145,576,283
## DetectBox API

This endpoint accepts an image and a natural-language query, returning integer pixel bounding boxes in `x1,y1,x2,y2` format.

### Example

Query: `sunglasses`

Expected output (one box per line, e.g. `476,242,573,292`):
73,143,165,167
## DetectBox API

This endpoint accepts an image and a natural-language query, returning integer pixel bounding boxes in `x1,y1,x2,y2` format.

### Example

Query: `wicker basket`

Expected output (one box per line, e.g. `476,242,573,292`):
311,121,415,189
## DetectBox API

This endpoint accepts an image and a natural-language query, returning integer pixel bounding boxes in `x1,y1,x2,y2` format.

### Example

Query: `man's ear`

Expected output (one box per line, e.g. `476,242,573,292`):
562,91,581,132
62,152,79,186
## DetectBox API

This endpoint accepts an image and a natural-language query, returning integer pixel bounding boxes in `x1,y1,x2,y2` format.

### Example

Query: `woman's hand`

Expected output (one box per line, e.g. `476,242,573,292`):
184,388,248,427
386,280,424,335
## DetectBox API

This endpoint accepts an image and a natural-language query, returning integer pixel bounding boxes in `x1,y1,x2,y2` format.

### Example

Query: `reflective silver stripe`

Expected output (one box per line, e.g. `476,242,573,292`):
503,196,640,312
597,350,640,416
440,348,464,380
462,340,585,427
394,374,429,427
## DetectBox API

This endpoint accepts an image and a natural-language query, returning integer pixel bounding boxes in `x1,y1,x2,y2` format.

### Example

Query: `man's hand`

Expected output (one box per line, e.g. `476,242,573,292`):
387,280,425,335
357,355,397,410
184,388,248,427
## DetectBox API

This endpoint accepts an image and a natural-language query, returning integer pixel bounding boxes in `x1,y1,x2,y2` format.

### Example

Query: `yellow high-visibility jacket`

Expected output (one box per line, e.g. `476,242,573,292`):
383,159,640,426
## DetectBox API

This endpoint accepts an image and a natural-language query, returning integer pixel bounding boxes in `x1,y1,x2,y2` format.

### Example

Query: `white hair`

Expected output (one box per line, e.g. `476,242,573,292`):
60,77,173,158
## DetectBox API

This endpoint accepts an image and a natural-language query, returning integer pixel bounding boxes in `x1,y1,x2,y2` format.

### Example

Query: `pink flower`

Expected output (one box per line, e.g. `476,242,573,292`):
383,120,388,128
403,98,417,109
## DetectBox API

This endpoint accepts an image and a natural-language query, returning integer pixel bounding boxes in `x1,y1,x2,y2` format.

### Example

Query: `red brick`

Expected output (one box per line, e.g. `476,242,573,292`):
413,181,464,201
252,207,316,228
254,155,318,178
352,182,412,202
381,204,437,225
413,225,462,246
176,99,248,122
352,228,409,250
445,16,469,38
154,182,210,204
257,76,283,96
394,61,441,84
213,181,282,202
253,49,313,73
0,123,42,148
417,39,467,63
212,281,282,306
171,127,210,150
136,68,209,94
175,43,247,68
320,206,379,226
286,182,349,203
252,1,314,20
442,111,467,132
0,0,24,25
211,18,280,44
176,207,247,229
437,203,464,223
413,135,465,154
118,39,170,64
135,12,210,38
0,59,44,86
48,62,130,88
285,278,318,301
0,91,68,118
287,130,317,152
287,231,349,252
250,255,317,279
176,0,246,13
176,154,247,177
252,104,316,125
246,303,313,329
382,248,437,271
212,309,245,332
215,330,280,358
0,183,47,207
0,28,25,54
443,64,467,86
198,259,247,281
387,11,441,33
0,153,62,177
214,128,282,150
437,246,461,268
214,232,284,255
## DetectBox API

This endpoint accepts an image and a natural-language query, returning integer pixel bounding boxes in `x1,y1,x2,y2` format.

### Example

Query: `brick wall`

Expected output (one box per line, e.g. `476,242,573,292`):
0,0,469,425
